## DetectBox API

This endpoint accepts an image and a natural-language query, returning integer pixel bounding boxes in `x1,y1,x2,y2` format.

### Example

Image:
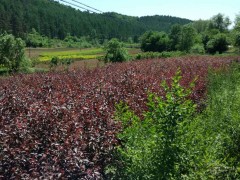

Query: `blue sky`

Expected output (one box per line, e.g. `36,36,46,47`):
63,0,239,23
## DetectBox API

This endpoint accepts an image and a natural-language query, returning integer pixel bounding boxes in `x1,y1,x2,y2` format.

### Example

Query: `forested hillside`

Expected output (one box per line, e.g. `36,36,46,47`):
0,0,191,40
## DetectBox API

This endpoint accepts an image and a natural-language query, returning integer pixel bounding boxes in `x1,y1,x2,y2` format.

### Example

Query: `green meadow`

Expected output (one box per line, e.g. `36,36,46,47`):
38,48,104,61
26,47,141,62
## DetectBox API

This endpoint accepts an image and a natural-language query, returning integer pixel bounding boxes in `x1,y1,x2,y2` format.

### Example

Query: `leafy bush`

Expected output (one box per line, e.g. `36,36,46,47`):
49,56,60,70
104,38,130,63
190,44,205,54
206,33,229,54
0,33,26,72
107,70,196,179
140,31,170,52
19,57,34,73
49,57,74,71
25,29,49,48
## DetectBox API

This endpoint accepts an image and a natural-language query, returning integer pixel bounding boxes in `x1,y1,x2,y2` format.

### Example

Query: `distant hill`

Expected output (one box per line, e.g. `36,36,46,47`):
0,0,192,41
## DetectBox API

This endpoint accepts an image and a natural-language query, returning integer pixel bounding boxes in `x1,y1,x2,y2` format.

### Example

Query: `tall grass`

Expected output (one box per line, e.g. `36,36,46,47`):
183,62,240,179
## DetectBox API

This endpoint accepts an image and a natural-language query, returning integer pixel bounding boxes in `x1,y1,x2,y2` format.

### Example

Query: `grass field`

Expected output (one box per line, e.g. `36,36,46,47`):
25,47,141,62
26,48,104,61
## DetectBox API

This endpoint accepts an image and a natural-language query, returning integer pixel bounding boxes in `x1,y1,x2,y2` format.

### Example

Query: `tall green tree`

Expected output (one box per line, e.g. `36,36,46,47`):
140,31,170,52
179,25,197,52
234,12,240,28
208,13,231,32
169,24,182,51
234,33,240,52
206,33,228,54
233,13,240,52
191,19,209,33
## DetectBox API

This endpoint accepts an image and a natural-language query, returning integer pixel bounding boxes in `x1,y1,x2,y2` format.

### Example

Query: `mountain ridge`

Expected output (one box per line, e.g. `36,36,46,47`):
0,0,192,40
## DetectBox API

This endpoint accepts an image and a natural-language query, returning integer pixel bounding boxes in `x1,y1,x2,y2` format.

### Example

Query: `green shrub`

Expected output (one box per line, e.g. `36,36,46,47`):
19,57,34,73
0,33,26,73
206,33,229,54
61,58,73,71
190,44,205,54
49,56,60,70
25,28,49,47
107,70,196,179
184,63,240,179
104,38,130,63
140,31,170,52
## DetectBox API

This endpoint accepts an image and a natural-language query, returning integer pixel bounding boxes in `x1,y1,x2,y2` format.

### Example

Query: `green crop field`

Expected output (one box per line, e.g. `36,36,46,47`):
38,48,104,61
26,47,141,62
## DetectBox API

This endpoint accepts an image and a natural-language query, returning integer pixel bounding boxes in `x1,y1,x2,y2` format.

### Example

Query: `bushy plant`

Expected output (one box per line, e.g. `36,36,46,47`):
25,28,49,48
104,38,130,63
49,56,59,70
190,44,205,54
0,33,26,72
206,33,229,54
140,31,170,52
107,70,197,179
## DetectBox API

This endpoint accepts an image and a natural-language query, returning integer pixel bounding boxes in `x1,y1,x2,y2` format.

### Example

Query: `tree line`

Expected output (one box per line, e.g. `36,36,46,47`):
140,13,240,54
0,0,191,42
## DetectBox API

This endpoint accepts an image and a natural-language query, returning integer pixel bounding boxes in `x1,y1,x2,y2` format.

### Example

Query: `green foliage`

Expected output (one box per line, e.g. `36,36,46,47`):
169,24,182,51
140,31,170,52
108,70,196,179
134,51,185,60
105,63,240,179
19,57,34,73
0,33,26,72
168,24,197,53
49,57,73,71
25,29,94,48
64,34,93,48
179,25,197,53
104,39,130,63
235,13,240,26
206,33,229,54
191,19,210,33
26,28,49,47
49,56,59,70
0,0,191,42
190,44,205,54
233,17,240,52
234,32,240,52
208,13,231,33
186,63,240,179
61,58,74,71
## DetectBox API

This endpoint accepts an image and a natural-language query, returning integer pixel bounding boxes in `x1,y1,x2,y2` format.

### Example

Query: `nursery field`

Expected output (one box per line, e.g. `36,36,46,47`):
1,56,240,179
